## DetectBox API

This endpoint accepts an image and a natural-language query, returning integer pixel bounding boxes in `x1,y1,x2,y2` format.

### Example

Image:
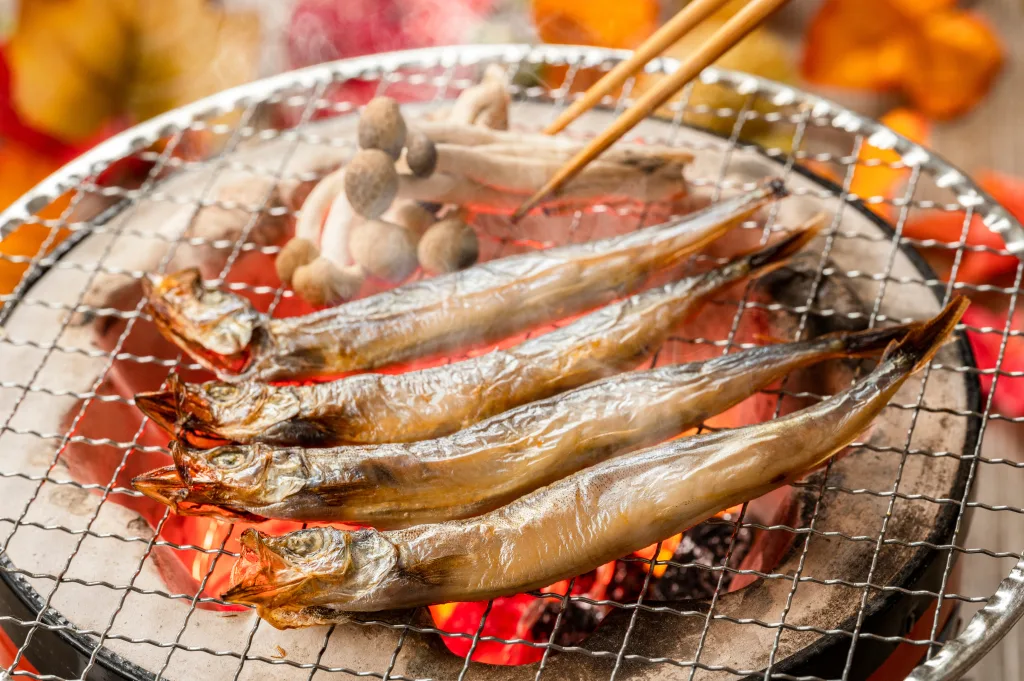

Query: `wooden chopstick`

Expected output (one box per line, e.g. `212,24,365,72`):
544,0,733,136
513,0,790,222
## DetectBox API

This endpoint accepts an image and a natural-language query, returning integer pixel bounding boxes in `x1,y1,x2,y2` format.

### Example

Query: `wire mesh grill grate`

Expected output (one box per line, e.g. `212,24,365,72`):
0,45,1020,681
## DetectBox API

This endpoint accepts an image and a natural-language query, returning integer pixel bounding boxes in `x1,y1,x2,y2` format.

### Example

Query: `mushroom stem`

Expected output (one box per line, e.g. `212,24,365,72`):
290,176,367,307
433,144,687,195
295,166,346,244
415,120,694,170
448,64,510,130
321,190,359,268
275,237,320,286
396,170,687,214
292,258,365,308
384,200,436,236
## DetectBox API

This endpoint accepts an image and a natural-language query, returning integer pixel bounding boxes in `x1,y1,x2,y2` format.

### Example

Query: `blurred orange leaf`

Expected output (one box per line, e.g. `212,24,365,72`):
903,11,1004,120
802,0,1003,120
0,138,72,295
531,0,658,49
851,108,931,220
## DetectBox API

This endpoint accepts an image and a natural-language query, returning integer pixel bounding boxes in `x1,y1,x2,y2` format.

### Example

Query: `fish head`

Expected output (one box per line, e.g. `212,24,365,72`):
224,527,353,606
142,268,265,375
131,461,268,522
173,441,307,506
225,527,398,609
137,378,300,446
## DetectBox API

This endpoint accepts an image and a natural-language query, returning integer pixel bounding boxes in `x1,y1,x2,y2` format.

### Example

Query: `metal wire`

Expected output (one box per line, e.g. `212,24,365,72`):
0,45,1021,681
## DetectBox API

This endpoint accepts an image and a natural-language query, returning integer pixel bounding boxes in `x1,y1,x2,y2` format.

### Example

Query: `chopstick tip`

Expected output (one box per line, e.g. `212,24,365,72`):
511,189,548,223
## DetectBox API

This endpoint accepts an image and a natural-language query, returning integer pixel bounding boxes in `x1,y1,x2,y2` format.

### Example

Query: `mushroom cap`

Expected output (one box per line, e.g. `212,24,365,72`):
275,237,320,286
405,130,438,178
417,217,479,274
292,258,365,307
349,219,419,283
389,201,437,236
344,149,399,219
358,97,407,159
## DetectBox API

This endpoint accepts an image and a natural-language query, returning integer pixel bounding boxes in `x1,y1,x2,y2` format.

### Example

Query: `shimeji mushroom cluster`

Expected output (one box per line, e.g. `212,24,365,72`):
276,64,694,307
277,89,486,306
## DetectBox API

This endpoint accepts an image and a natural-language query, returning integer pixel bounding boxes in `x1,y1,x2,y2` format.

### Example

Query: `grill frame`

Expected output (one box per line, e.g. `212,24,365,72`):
0,44,1019,681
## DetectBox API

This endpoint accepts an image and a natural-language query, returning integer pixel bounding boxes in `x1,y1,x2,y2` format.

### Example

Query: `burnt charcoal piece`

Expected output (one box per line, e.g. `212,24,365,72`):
648,522,753,601
755,252,867,338
531,520,754,647
532,599,607,648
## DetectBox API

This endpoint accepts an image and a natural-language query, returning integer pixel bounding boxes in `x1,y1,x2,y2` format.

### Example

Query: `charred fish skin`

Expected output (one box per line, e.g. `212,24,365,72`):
139,217,823,448
148,321,914,527
221,296,967,627
143,181,788,382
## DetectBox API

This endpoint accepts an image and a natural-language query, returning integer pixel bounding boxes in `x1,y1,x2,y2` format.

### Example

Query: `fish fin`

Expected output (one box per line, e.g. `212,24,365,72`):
400,553,473,586
259,418,335,448
752,332,792,346
883,296,969,371
314,480,381,506
701,214,828,297
297,606,352,627
313,461,398,505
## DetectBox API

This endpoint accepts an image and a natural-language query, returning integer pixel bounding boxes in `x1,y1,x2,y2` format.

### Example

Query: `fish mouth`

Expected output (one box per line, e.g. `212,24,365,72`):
222,530,303,604
132,465,265,522
132,466,189,509
141,269,261,377
135,390,181,436
135,375,233,446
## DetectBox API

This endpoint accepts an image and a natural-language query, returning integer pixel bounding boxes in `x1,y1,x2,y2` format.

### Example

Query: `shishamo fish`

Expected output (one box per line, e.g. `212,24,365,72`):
143,181,786,383
220,297,967,629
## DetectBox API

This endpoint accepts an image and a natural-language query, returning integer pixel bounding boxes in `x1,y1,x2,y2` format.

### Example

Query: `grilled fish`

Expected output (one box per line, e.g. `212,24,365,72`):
137,218,823,448
143,181,786,383
134,322,912,527
221,297,967,629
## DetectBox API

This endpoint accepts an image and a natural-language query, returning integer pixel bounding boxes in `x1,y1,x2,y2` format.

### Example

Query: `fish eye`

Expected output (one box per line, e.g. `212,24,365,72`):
206,384,237,400
209,449,247,469
202,289,224,304
284,531,324,557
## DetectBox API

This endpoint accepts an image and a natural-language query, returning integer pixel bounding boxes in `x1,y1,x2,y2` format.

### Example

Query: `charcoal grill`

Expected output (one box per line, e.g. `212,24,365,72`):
0,44,1020,681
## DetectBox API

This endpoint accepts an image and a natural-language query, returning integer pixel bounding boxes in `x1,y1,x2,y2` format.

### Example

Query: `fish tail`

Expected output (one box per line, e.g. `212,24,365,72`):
726,178,791,226
882,296,969,372
829,322,920,358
